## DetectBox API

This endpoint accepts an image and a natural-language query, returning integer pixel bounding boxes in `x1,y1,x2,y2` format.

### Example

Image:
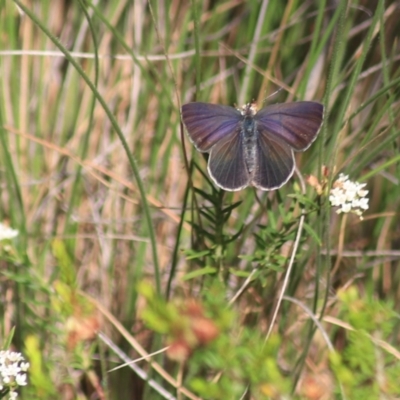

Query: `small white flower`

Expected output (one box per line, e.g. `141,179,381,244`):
9,391,18,400
357,189,368,197
341,203,352,213
359,198,369,209
20,363,29,372
0,350,29,394
0,223,19,241
7,353,21,363
329,174,369,219
15,373,27,386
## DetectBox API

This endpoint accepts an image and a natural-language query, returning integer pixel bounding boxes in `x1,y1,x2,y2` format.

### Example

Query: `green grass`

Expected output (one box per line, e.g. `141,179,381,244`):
0,0,400,399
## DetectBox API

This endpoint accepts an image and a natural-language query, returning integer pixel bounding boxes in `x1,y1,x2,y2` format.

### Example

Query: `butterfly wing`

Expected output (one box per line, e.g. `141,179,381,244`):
208,130,250,191
181,102,243,152
252,133,294,190
254,102,324,151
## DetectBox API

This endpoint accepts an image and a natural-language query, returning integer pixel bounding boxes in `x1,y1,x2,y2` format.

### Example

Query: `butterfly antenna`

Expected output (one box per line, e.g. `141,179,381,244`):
261,87,284,105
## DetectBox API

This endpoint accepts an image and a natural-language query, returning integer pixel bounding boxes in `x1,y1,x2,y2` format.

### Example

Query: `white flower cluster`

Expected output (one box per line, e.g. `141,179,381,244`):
329,174,369,218
0,224,18,241
0,351,29,399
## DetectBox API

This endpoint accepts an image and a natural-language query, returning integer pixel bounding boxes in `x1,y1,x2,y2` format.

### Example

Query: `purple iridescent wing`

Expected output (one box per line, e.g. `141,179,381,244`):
207,130,250,191
181,102,243,152
254,102,324,151
252,134,294,190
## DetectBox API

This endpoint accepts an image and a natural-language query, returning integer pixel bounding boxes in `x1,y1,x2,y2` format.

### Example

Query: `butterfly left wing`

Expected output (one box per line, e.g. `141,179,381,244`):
207,130,250,191
181,102,243,152
254,101,324,151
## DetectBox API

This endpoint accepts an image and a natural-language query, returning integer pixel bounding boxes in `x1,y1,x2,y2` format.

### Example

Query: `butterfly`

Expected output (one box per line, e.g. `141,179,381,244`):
181,101,324,191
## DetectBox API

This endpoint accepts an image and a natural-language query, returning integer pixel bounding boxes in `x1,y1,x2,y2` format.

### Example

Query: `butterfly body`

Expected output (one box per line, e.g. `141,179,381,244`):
182,101,324,191
241,106,258,176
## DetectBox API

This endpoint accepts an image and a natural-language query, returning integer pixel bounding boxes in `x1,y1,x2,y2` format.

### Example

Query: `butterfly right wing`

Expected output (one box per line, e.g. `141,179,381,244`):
181,102,243,152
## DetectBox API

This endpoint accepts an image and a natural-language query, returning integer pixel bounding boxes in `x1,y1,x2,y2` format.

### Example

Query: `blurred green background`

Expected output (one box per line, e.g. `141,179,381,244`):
0,0,399,399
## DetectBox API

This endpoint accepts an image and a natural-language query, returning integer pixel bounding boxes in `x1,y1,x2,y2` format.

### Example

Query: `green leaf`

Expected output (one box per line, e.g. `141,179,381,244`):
303,222,322,246
182,266,217,280
229,268,253,278
184,249,211,260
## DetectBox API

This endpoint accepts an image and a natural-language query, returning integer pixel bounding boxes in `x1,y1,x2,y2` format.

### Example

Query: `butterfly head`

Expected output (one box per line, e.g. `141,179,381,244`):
238,102,258,117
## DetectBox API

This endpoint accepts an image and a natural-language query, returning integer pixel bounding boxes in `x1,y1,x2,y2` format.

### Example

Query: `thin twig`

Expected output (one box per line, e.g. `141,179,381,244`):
282,296,334,351
265,166,306,342
98,332,176,400
331,213,347,276
83,293,202,400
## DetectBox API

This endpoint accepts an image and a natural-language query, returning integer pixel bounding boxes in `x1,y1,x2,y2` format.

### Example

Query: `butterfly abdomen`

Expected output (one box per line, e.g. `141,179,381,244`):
242,117,257,177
